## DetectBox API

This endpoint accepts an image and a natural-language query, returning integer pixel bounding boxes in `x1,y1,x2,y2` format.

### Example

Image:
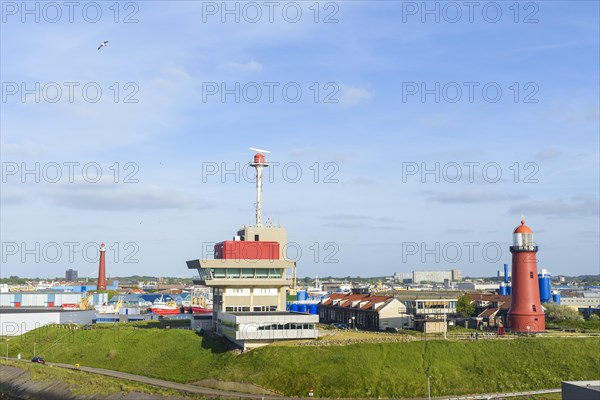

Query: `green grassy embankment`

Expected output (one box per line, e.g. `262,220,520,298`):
4,323,599,398
0,359,203,398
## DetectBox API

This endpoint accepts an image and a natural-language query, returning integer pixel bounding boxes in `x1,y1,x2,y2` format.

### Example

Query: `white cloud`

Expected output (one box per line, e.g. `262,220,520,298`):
220,61,263,72
422,190,521,204
509,195,599,217
0,140,45,157
344,177,379,186
338,84,373,107
535,148,562,162
46,184,216,211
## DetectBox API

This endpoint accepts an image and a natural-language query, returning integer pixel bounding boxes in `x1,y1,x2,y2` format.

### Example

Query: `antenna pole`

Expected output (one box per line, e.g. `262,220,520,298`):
250,150,269,227
256,163,263,226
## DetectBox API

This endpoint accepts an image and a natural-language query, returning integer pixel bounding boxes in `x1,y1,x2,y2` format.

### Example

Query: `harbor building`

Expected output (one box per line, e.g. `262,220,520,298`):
404,297,457,333
187,150,318,349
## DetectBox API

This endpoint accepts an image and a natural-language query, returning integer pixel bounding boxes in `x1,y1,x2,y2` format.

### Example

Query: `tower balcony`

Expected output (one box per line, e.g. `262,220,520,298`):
509,245,538,253
188,258,295,287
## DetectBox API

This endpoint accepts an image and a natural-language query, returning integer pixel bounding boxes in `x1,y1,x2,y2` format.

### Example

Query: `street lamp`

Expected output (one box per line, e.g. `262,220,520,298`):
352,316,356,330
427,376,431,400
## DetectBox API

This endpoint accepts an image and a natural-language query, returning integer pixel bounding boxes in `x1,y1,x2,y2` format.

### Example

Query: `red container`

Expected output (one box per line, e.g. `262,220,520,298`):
14,302,21,308
47,302,55,308
214,241,279,260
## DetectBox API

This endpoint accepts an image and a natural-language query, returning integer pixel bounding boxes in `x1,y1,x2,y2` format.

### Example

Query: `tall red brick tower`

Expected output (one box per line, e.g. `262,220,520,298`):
507,218,545,332
97,242,107,290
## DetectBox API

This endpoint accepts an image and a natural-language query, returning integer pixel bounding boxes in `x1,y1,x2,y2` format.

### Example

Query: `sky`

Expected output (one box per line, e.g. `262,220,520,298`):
1,1,599,279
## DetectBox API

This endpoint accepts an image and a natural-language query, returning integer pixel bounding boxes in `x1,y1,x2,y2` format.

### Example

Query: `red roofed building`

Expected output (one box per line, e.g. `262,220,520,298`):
319,293,413,330
469,293,512,328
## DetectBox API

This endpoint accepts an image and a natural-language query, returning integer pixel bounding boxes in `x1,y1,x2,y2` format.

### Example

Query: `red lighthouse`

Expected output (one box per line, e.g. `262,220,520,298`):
97,243,107,291
507,218,545,332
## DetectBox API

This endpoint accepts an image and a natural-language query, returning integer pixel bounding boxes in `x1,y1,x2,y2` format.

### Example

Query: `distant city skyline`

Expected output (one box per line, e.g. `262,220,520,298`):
1,2,598,278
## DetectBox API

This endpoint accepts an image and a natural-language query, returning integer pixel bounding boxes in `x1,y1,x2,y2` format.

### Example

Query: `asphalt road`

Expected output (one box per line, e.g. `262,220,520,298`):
4,357,561,399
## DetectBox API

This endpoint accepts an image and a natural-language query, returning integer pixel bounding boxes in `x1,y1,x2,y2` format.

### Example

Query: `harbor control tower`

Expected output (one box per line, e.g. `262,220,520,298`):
187,149,318,349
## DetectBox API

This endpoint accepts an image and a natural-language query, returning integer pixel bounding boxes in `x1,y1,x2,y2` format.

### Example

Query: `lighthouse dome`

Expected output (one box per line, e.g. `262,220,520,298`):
513,218,532,234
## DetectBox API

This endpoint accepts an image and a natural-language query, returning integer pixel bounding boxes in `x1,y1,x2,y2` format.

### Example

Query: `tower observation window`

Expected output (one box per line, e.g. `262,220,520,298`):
530,272,534,279
254,234,259,241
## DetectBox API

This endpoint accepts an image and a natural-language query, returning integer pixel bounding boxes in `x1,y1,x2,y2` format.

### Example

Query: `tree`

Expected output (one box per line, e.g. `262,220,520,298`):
544,303,584,322
457,294,476,317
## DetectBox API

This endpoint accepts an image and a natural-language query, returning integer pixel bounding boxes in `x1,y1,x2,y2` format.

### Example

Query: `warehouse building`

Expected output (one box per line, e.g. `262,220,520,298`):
395,269,462,284
0,291,107,308
0,308,96,336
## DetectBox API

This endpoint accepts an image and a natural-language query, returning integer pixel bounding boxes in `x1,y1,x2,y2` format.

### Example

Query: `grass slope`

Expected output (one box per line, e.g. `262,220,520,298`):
5,325,600,398
0,359,203,398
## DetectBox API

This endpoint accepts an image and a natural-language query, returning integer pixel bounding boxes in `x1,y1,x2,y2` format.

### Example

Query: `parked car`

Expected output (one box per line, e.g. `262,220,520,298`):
31,357,45,364
332,323,349,329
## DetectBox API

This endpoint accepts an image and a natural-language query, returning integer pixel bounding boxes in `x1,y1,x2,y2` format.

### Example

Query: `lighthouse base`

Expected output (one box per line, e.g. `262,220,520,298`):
507,313,545,333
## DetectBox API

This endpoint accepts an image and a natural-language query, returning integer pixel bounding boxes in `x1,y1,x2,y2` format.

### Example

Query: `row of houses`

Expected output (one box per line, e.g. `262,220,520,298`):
317,292,529,333
318,293,458,331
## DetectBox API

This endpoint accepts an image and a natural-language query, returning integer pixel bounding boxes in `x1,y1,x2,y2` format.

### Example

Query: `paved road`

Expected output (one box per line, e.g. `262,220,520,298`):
4,357,561,399
438,388,561,399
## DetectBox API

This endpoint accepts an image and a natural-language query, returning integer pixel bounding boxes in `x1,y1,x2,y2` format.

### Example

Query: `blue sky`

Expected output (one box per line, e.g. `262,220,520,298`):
1,1,598,279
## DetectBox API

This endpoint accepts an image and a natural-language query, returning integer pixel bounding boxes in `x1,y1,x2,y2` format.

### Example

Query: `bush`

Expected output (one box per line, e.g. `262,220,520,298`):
544,303,584,322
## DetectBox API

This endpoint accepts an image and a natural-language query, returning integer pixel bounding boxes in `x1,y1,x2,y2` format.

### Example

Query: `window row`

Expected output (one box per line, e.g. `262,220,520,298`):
211,268,285,279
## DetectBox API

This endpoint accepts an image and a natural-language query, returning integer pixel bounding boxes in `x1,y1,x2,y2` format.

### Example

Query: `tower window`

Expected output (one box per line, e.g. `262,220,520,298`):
532,305,537,312
530,272,534,279
254,234,259,241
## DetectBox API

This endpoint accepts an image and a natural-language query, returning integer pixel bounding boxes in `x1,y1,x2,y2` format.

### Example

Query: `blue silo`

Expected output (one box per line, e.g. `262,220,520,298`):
538,270,552,303
499,283,508,295
297,291,308,301
290,303,299,312
309,304,318,314
298,304,308,313
552,292,561,305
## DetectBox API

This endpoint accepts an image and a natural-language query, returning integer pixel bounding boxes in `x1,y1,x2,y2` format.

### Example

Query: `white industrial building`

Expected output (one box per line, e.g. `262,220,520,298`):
455,282,500,291
0,309,97,336
395,269,462,284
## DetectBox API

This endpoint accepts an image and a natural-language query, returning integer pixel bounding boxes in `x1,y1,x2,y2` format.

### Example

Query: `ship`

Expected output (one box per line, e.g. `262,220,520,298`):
190,296,212,314
95,298,123,314
149,295,180,315
181,288,212,314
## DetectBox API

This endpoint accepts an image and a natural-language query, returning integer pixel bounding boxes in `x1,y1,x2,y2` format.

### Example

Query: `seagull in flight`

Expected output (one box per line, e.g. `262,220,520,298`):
98,41,109,50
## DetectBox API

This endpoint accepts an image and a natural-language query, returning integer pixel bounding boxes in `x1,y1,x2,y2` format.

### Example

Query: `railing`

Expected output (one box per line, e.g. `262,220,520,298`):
509,245,538,252
195,275,291,281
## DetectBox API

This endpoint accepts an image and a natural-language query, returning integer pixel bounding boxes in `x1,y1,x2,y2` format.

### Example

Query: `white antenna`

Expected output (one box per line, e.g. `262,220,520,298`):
250,148,270,226
249,147,271,154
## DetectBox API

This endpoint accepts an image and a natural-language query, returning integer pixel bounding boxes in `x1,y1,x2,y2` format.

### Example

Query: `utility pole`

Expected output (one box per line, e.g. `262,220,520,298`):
427,376,431,400
444,300,447,340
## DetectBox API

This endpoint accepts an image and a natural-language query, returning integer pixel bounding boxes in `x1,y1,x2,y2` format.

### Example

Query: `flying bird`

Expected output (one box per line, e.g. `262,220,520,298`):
98,41,109,50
